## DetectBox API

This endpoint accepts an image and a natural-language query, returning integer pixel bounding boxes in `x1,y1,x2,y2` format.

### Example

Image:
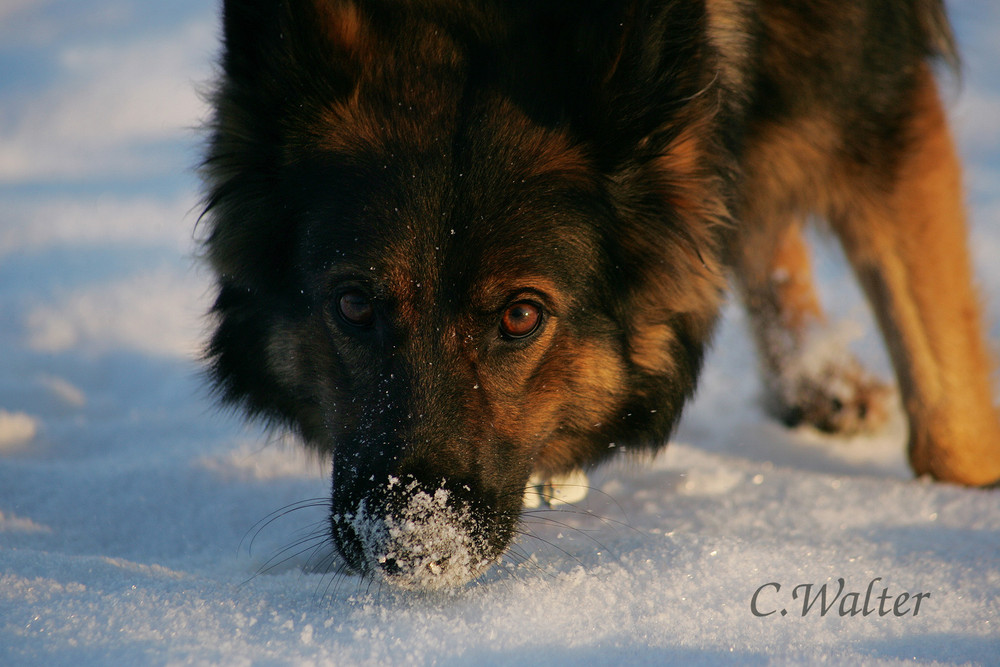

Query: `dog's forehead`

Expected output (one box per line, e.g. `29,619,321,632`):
357,174,601,318
299,94,605,305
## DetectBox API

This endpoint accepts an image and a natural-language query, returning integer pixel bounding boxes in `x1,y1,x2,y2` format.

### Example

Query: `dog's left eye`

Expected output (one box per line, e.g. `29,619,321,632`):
337,289,375,327
500,301,542,339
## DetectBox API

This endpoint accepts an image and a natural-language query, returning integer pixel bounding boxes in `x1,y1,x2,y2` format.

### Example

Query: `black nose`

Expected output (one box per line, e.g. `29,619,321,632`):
330,477,493,590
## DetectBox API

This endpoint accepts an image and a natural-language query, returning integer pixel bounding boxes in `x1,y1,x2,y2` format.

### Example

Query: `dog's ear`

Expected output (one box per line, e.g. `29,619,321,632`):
557,0,714,165
203,0,373,290
555,2,731,403
219,0,368,99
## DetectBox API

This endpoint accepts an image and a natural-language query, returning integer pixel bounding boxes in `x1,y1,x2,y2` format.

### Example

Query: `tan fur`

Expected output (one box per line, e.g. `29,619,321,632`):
314,0,367,60
735,222,824,378
623,124,730,374
831,69,1000,484
478,331,627,476
760,224,825,332
704,0,755,92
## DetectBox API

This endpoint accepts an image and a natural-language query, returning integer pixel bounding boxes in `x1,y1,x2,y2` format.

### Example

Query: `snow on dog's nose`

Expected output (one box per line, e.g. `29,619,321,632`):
342,477,492,590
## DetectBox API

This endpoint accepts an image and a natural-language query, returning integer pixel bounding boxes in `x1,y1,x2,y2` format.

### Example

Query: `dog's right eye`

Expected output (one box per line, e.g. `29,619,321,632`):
337,290,375,327
500,301,542,339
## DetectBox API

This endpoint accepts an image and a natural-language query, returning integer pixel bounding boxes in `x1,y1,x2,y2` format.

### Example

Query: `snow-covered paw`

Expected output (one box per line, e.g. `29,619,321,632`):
768,358,892,436
522,469,590,508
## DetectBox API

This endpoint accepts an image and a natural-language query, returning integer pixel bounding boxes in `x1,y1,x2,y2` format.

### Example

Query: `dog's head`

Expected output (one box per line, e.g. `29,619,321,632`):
202,0,729,590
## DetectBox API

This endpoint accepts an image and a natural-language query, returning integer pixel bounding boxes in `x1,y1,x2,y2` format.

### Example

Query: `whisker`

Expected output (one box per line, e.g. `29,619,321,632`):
239,498,329,557
301,537,337,575
511,525,586,569
501,479,633,523
524,505,639,537
242,531,330,585
501,542,558,583
315,558,354,599
521,514,616,559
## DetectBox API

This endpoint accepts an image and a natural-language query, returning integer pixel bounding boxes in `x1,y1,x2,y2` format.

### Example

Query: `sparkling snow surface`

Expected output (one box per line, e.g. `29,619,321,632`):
1,1,998,664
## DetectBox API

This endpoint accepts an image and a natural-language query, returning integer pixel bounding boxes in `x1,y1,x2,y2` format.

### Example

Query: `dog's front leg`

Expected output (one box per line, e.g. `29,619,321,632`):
834,68,1000,486
735,220,891,435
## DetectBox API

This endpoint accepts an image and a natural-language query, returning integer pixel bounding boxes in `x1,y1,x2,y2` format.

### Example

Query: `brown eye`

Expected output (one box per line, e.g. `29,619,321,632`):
338,290,374,327
500,301,542,339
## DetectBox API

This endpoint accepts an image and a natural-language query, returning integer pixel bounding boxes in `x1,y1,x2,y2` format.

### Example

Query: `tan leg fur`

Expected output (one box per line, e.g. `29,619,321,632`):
833,70,1000,485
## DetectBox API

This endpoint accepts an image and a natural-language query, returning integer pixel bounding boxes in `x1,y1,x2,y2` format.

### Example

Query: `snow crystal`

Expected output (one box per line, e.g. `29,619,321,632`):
347,479,491,591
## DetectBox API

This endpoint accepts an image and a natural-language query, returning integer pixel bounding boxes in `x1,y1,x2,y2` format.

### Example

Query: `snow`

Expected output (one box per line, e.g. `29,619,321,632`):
1,0,998,664
342,480,494,591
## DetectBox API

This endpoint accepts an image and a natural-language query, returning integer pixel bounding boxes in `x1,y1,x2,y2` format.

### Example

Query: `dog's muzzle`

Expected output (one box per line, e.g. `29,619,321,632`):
332,470,591,590
333,476,493,590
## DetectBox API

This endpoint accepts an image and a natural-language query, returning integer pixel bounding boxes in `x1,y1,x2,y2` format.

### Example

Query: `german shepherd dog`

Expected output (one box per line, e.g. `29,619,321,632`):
201,0,1000,590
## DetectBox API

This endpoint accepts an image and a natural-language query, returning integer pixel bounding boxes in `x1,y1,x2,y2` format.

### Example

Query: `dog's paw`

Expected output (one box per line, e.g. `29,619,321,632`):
766,358,893,436
522,470,590,508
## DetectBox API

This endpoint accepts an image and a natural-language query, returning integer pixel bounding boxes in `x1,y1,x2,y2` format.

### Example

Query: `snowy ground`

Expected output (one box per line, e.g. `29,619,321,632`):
2,1,999,664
